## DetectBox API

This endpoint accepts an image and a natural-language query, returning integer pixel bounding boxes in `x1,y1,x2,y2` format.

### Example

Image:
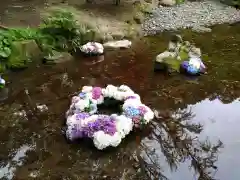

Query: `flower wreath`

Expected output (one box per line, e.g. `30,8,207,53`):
65,85,154,150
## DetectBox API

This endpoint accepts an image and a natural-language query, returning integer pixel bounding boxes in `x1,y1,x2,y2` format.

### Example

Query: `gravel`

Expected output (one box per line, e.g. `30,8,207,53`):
142,0,240,34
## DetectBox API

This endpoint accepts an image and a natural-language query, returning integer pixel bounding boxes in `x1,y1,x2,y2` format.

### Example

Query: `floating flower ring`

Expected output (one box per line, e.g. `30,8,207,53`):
65,85,154,150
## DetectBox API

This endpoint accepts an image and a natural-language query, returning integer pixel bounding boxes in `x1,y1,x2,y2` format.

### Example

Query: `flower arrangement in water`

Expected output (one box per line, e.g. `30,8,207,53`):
65,85,154,150
0,76,5,89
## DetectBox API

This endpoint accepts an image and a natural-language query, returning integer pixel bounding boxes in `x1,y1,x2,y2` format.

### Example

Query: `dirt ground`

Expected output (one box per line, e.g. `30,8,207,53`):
0,0,148,40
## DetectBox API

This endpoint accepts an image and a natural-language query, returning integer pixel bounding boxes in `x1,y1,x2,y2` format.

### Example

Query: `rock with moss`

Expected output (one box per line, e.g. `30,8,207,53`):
43,51,73,64
8,40,42,69
154,34,203,74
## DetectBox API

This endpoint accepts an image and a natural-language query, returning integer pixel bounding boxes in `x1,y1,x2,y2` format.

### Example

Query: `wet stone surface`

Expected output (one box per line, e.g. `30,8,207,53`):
0,23,240,179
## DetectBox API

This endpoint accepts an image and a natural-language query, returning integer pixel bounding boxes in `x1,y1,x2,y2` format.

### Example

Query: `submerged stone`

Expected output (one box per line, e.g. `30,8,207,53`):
103,40,132,49
43,51,73,64
8,40,42,69
154,35,206,75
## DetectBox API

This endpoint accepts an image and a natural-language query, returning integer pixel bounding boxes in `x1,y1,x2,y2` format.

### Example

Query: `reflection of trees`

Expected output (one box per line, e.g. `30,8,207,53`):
137,109,223,180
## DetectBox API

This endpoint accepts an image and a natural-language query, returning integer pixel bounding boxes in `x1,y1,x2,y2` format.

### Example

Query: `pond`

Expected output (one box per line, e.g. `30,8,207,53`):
0,23,240,180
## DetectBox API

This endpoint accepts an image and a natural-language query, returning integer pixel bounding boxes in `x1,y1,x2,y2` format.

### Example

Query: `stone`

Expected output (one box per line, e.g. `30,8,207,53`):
8,40,42,69
43,51,73,64
155,51,176,63
103,40,132,49
192,26,212,33
154,51,182,72
189,46,201,58
159,0,176,6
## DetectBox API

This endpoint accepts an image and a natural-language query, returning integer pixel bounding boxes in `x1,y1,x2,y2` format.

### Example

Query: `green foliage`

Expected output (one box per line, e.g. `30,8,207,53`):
233,0,240,7
0,8,98,71
39,9,97,53
176,0,185,4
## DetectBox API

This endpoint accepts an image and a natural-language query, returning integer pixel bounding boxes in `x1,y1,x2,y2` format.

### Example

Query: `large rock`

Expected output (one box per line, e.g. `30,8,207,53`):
154,35,205,74
43,51,73,64
154,51,187,73
8,40,42,69
103,40,132,49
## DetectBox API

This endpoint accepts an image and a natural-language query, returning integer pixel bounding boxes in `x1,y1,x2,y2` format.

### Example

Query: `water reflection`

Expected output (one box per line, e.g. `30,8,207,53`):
0,144,35,179
138,108,223,180
0,23,239,179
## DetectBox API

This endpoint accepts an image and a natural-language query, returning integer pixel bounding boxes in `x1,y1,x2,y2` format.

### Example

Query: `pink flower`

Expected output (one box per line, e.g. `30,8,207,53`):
92,87,102,100
138,106,147,115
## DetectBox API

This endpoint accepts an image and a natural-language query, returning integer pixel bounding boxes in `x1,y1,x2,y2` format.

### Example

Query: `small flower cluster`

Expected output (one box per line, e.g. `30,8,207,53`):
0,76,5,89
80,42,104,55
181,57,206,75
65,85,154,150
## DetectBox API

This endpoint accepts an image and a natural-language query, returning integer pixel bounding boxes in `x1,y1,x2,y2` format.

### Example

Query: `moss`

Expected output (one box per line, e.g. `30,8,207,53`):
162,57,181,73
179,50,189,61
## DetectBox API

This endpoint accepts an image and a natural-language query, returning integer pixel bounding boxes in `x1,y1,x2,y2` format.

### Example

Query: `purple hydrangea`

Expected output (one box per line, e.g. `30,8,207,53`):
75,112,90,120
126,96,137,100
81,115,117,138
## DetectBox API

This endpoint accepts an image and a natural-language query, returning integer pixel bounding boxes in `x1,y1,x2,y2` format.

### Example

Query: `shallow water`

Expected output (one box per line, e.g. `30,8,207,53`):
0,18,240,180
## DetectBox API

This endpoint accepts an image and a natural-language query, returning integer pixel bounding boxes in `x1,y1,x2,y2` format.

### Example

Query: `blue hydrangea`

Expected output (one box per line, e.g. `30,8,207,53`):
124,106,140,117
79,92,86,99
187,64,199,75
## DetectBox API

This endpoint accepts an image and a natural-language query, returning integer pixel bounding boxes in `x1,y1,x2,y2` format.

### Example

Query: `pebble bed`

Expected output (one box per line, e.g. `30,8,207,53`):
142,0,240,34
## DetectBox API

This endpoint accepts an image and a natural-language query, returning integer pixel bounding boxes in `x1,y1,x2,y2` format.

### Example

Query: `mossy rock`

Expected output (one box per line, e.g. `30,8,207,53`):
8,40,42,69
43,51,73,64
163,57,182,73
133,11,145,24
179,50,189,61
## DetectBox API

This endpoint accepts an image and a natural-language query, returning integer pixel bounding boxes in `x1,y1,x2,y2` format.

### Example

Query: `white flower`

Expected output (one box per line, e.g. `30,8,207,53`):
115,115,133,138
118,85,133,92
66,114,77,126
75,99,90,111
82,86,93,93
93,131,122,150
143,105,154,123
103,85,118,98
113,91,124,101
189,57,201,69
94,42,104,54
122,98,141,110
71,96,80,104
0,78,5,85
96,95,104,104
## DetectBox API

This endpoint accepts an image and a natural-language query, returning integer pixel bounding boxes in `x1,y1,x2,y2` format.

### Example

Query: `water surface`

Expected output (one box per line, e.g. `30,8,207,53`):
0,20,240,179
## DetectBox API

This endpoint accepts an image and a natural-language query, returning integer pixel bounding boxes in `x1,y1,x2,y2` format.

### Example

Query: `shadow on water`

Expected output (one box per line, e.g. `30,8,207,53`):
0,23,240,180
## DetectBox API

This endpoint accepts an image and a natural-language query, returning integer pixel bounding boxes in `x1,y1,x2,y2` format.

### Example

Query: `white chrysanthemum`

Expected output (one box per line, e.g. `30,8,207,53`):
96,95,104,104
82,86,93,93
122,98,142,110
115,115,133,138
93,131,122,150
74,99,90,111
113,91,124,101
143,105,154,123
102,85,118,98
66,114,77,126
118,85,133,92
